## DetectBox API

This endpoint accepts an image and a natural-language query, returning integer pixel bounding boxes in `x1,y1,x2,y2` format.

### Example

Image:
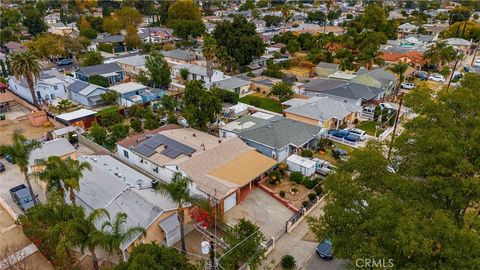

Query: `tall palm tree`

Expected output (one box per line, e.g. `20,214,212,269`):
10,50,42,107
62,157,92,207
422,41,456,68
388,62,409,96
67,208,110,270
35,156,66,201
101,212,144,263
0,132,41,206
202,35,217,83
155,172,210,254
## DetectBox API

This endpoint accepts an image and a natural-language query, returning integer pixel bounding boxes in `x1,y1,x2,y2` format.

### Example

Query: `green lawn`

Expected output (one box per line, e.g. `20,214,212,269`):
239,95,282,113
356,121,380,136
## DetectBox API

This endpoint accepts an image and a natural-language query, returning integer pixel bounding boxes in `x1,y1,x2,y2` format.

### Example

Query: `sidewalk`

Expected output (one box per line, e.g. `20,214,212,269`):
262,200,326,269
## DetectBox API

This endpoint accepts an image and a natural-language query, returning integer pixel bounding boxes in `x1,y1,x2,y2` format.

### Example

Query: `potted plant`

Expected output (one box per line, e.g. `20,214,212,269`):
290,186,298,195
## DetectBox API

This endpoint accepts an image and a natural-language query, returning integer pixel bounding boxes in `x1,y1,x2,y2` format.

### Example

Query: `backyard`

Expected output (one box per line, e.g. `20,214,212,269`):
314,141,355,165
239,94,282,113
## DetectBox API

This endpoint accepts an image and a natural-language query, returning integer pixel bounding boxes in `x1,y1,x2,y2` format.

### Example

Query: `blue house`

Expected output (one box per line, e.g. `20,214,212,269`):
75,63,125,86
108,82,164,107
67,80,108,108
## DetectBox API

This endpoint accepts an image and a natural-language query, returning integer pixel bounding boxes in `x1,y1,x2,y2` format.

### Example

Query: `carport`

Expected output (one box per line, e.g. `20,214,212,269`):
159,213,181,246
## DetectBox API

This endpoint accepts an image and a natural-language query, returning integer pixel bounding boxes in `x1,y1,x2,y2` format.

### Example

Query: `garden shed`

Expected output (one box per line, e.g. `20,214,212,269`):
286,154,316,176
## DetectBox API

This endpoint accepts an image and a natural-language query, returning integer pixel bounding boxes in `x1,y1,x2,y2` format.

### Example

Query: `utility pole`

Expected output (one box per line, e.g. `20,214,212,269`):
210,240,216,270
387,94,403,160
446,53,460,93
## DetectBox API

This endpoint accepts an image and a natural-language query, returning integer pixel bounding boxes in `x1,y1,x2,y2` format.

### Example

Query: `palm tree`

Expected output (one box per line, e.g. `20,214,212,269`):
101,212,145,263
423,41,456,68
10,50,42,107
155,172,210,253
388,62,409,96
202,35,217,83
35,156,67,201
67,208,110,270
0,132,41,206
62,157,92,207
279,5,292,33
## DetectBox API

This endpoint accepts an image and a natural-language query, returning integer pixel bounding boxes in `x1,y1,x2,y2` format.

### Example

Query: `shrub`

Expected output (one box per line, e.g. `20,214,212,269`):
246,71,256,77
89,75,109,88
314,185,323,195
167,113,178,124
97,106,122,127
279,190,285,198
300,149,313,158
308,192,317,201
302,200,309,207
281,254,296,270
291,187,298,193
130,118,143,132
278,162,288,175
144,117,160,130
98,43,114,53
290,172,304,184
302,177,318,189
269,170,282,185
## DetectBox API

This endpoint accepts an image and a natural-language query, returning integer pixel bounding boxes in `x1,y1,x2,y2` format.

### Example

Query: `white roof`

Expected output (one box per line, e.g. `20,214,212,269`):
251,112,276,120
286,154,316,168
328,71,358,80
52,126,78,137
56,109,96,122
109,82,147,94
115,55,146,67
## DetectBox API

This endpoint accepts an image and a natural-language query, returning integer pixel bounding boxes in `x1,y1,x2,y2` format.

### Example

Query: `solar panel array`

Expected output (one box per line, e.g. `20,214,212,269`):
133,134,196,159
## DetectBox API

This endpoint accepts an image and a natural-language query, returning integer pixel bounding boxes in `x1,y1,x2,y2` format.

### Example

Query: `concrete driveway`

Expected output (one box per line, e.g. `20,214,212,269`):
224,188,294,239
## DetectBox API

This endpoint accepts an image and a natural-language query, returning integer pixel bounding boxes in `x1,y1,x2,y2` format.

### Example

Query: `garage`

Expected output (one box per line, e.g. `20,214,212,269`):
223,191,237,213
159,213,181,246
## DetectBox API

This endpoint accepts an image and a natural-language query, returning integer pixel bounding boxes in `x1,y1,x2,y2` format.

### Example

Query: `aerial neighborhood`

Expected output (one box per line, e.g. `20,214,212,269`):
0,0,479,269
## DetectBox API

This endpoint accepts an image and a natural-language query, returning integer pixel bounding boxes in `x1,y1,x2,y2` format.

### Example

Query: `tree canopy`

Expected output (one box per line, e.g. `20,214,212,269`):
308,74,480,269
182,80,221,131
167,0,202,26
213,16,265,67
145,52,171,88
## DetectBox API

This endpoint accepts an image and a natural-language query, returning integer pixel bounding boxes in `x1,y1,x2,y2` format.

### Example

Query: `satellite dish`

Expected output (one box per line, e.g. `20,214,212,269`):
201,241,210,255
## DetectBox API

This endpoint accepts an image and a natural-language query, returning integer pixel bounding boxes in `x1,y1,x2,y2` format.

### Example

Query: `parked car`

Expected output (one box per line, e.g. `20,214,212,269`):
316,240,333,260
415,71,429,80
56,59,73,66
463,66,475,73
474,59,480,67
327,129,349,138
428,73,445,82
0,161,5,172
313,158,336,176
400,82,416,89
347,128,367,141
9,184,35,211
332,148,348,160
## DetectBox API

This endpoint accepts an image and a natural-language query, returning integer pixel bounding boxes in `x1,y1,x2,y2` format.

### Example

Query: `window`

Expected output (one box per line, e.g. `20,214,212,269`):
53,85,58,90
123,150,129,158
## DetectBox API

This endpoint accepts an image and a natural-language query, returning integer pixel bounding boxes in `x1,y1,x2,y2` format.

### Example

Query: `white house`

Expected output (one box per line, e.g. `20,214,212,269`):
206,77,251,97
172,64,225,84
8,70,69,106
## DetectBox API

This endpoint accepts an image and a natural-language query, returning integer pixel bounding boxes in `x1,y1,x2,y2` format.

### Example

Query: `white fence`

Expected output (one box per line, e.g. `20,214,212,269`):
320,133,360,148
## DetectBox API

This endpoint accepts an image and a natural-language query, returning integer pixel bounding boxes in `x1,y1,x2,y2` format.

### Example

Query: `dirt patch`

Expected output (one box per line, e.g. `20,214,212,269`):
0,227,32,256
302,230,318,243
0,118,57,144
264,177,311,208
174,226,228,263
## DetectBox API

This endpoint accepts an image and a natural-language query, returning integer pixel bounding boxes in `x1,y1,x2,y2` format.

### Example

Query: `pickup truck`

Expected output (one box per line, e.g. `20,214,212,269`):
9,184,35,211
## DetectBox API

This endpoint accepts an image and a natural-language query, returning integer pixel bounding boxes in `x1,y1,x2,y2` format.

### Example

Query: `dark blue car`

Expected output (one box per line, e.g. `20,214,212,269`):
57,59,73,66
316,239,333,260
328,129,349,138
9,184,35,211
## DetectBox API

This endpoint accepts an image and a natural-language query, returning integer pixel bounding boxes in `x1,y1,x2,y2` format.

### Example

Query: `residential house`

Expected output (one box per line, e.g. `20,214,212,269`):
73,155,183,259
2,41,26,54
252,19,267,33
138,27,174,43
444,38,471,53
247,76,282,95
161,49,196,66
398,23,417,35
421,23,449,36
28,138,76,173
92,34,127,53
404,34,437,45
109,82,162,106
171,64,225,84
353,67,397,95
44,12,61,24
117,128,276,213
67,80,108,108
8,70,68,106
283,96,362,129
206,77,251,97
238,117,322,161
219,112,282,138
316,62,340,77
300,79,386,106
47,22,76,36
380,51,426,69
114,55,147,76
75,63,125,86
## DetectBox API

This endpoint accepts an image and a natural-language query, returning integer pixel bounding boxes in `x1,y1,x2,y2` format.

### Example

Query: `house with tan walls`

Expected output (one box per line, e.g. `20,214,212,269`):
282,96,362,129
28,138,76,174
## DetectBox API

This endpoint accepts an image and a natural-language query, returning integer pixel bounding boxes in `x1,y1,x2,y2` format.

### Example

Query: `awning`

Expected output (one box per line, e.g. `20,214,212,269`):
159,213,181,246
208,150,277,187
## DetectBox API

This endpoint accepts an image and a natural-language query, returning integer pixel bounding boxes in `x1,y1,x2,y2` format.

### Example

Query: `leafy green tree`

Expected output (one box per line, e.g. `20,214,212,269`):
125,24,141,49
109,123,130,142
183,80,221,130
167,0,201,26
213,16,265,67
449,6,472,25
286,39,300,54
270,82,293,101
422,41,456,68
90,75,109,88
263,15,283,27
155,172,209,253
112,6,144,28
22,9,47,35
0,132,41,206
219,219,265,270
35,156,68,201
180,68,189,80
88,123,111,149
146,52,171,88
97,107,123,127
100,91,119,104
160,95,177,113
10,50,42,107
172,20,205,41
101,212,145,262
103,16,122,35
239,0,255,11
388,62,408,95
212,87,239,104
81,51,103,67
130,118,143,132
115,243,195,270
307,11,326,25
0,9,22,29
307,74,480,269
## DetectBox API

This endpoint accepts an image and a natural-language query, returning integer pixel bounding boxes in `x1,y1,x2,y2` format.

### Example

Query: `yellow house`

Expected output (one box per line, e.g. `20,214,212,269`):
283,97,362,129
